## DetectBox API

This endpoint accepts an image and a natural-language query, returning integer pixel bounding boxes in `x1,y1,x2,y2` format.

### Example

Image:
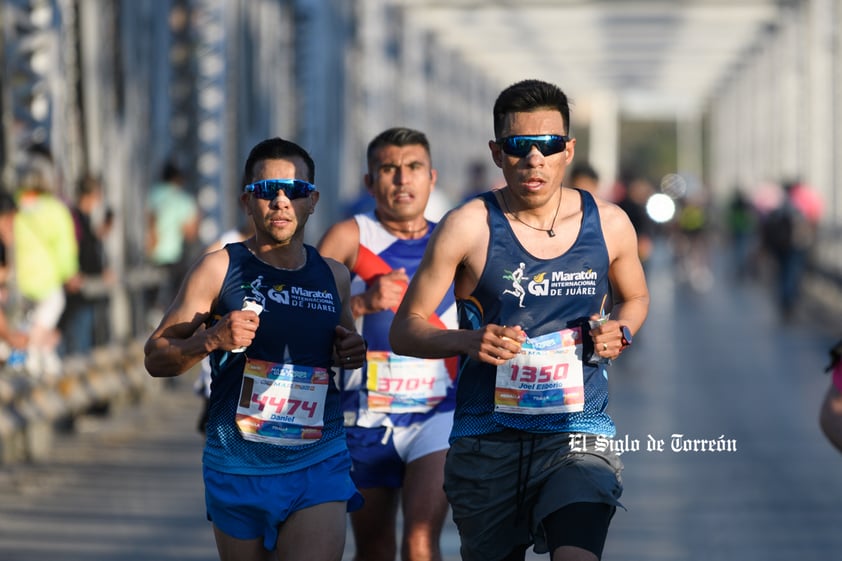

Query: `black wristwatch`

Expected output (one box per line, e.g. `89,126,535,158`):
620,325,633,348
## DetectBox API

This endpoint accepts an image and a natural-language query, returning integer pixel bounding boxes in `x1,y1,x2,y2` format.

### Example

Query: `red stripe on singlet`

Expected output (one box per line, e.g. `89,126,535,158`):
355,245,459,381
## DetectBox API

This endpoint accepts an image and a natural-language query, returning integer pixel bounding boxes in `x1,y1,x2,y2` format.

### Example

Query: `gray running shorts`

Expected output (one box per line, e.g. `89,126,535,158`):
443,431,623,561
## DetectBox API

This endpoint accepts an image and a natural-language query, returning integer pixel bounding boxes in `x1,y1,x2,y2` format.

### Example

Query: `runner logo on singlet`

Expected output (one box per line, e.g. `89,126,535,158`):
243,276,270,309
502,262,527,308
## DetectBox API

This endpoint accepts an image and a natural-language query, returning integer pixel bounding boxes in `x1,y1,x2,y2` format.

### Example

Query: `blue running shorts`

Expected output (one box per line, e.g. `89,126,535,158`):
346,410,453,489
204,451,363,551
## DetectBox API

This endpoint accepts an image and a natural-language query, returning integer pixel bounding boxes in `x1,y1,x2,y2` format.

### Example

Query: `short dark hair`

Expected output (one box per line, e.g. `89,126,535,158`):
161,159,183,183
242,137,315,187
570,162,599,182
77,174,102,195
366,127,432,171
492,79,571,139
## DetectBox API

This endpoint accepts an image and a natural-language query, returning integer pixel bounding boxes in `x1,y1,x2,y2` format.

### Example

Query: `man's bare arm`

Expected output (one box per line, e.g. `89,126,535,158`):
317,219,359,271
318,219,370,319
602,202,650,335
144,250,248,377
390,205,524,364
318,217,409,319
325,257,366,370
326,257,357,333
820,384,842,453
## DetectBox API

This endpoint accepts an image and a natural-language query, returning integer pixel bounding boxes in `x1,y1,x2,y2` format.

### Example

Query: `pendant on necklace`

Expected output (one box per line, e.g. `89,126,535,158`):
547,229,556,238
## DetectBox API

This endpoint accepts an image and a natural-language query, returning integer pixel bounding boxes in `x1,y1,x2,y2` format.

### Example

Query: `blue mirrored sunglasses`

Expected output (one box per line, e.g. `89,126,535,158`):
243,179,316,200
496,135,569,158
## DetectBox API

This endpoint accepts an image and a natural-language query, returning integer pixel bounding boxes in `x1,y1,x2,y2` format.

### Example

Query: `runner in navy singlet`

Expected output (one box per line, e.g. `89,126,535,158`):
390,80,650,561
145,138,366,561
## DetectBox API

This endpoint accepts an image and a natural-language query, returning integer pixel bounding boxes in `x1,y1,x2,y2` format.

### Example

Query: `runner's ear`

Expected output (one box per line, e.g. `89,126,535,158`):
489,140,503,168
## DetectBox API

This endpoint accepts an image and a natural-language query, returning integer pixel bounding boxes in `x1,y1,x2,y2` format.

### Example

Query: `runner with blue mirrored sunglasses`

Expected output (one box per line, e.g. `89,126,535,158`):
243,179,316,200
495,134,569,158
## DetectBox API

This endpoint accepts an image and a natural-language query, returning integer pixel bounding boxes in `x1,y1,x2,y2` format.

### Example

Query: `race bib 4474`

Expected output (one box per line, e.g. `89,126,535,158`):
236,358,329,446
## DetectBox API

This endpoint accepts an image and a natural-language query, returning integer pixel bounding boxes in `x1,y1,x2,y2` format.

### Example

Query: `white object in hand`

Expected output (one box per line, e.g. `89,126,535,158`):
588,313,610,364
231,299,263,353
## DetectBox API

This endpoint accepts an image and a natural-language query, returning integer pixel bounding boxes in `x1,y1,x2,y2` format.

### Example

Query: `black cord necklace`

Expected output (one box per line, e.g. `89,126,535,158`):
500,189,562,238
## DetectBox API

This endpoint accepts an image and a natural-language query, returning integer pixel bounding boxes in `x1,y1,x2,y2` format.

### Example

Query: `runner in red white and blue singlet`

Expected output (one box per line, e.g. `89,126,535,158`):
339,211,458,430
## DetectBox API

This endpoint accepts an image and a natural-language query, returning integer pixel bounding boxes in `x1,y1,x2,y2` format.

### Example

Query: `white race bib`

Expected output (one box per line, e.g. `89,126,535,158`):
366,351,450,413
236,357,329,446
494,328,585,415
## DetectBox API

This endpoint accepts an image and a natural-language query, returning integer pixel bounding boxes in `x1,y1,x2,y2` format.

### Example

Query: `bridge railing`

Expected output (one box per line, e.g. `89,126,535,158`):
0,264,171,465
0,340,158,464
